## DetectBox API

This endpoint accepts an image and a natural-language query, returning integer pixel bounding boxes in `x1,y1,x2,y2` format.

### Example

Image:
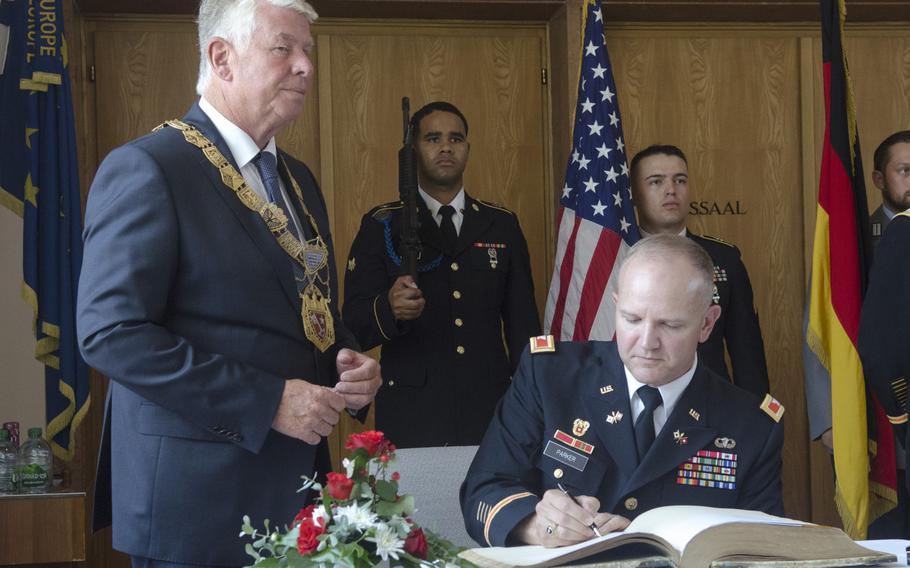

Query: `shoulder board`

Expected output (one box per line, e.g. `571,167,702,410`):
369,201,403,221
759,394,785,422
697,233,735,248
896,210,910,220
476,199,515,215
529,335,556,354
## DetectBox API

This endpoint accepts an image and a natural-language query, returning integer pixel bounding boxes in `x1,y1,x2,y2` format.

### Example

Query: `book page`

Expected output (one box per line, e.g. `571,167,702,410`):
460,531,626,567
624,505,805,554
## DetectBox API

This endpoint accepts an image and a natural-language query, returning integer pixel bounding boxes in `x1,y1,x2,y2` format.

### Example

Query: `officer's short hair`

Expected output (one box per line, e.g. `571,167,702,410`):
630,144,688,180
621,234,714,308
873,130,910,173
196,0,318,95
410,101,469,138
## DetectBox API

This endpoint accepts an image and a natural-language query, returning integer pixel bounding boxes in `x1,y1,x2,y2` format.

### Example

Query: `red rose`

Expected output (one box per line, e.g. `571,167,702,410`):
326,472,354,500
345,430,391,457
297,517,325,555
391,471,400,481
404,527,428,559
292,504,317,528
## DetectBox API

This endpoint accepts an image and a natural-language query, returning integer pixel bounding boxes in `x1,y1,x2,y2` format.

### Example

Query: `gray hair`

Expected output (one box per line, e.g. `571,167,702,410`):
196,0,318,95
620,234,715,308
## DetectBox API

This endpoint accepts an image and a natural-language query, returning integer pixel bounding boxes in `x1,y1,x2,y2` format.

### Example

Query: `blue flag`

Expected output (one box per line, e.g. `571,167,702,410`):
0,0,90,461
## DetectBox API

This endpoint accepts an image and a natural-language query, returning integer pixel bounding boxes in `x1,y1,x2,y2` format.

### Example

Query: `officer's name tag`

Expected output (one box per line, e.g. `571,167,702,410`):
544,440,588,472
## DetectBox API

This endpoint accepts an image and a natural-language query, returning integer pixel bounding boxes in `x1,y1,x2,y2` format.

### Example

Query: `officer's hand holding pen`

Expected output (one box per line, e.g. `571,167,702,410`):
558,483,602,536
521,488,630,547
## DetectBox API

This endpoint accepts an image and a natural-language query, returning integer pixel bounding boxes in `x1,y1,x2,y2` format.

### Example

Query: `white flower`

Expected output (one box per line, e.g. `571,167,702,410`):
342,457,355,478
311,504,328,526
333,501,378,531
367,525,406,561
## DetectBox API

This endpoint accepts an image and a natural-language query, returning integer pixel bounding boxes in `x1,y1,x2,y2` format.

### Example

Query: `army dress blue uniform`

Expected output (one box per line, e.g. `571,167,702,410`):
688,232,770,398
343,193,540,448
460,340,784,547
860,212,910,495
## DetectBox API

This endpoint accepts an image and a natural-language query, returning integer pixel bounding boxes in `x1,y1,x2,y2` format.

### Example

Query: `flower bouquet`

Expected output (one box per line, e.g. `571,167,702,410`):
241,430,472,568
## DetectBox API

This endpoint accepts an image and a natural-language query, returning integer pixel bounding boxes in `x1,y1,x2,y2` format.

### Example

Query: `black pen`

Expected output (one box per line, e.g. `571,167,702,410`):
557,482,602,537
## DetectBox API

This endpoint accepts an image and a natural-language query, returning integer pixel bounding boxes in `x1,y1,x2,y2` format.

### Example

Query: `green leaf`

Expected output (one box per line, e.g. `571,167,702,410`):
251,558,281,567
244,543,260,561
374,494,414,517
374,479,398,501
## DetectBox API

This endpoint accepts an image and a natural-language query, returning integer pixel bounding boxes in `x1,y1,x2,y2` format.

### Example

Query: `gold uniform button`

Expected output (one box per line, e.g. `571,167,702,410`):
456,345,466,355
624,497,638,511
453,290,462,300
451,262,460,271
455,318,464,327
553,468,564,479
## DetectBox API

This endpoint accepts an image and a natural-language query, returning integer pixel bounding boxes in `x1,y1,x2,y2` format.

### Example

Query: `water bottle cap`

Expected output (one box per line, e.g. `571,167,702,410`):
0,429,8,440
28,427,42,438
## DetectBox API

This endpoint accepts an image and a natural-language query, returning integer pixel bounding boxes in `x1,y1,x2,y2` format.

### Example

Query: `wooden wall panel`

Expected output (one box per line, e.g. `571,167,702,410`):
320,23,550,313
320,22,551,449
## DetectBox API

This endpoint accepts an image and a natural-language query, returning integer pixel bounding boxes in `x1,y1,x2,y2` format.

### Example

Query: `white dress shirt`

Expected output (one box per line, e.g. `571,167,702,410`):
419,186,466,235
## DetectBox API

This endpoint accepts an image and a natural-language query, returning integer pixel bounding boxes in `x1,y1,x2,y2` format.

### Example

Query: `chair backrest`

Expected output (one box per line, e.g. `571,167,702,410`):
392,445,479,549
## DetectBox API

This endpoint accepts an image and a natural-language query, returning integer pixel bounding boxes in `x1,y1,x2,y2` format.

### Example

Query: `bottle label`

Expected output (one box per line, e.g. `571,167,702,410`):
17,464,48,487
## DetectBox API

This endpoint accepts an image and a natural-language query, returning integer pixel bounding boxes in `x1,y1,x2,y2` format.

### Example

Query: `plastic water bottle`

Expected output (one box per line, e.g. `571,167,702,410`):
17,428,52,494
0,428,16,494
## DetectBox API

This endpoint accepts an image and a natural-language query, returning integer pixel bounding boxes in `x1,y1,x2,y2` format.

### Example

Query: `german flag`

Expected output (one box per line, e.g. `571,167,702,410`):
805,0,896,538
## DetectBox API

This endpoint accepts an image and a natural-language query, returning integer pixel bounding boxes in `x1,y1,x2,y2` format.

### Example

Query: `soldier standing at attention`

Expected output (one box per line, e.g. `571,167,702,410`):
343,101,540,448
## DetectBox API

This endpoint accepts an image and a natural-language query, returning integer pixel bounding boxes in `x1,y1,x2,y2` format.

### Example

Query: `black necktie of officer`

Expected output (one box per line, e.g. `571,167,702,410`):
439,204,458,254
253,151,300,240
634,385,663,461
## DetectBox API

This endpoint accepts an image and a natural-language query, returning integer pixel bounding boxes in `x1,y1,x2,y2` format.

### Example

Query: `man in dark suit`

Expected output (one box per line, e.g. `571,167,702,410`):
76,1,381,566
343,101,540,448
460,235,784,547
629,144,769,398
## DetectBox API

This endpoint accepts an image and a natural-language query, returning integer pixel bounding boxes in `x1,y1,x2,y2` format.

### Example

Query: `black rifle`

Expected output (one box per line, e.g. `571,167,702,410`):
398,97,421,280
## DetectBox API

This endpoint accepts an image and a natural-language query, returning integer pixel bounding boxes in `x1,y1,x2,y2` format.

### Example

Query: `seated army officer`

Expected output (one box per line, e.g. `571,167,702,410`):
460,234,785,547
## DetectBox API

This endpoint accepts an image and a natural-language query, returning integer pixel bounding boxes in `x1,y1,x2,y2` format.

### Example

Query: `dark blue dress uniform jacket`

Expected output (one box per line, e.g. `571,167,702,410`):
860,212,910,488
343,194,540,448
460,341,784,547
688,232,770,398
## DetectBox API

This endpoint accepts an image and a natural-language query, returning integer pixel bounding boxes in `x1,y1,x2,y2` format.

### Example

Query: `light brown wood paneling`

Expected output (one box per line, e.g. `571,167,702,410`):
607,28,809,520
93,23,198,161
322,22,551,314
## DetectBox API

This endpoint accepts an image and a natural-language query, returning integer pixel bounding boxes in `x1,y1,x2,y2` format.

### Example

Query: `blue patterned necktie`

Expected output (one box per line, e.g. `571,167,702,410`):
634,385,663,461
253,151,300,240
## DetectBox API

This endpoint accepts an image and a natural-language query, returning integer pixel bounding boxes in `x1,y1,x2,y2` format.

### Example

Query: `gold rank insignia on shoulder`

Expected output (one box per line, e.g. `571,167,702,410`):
760,394,785,422
529,335,555,354
347,258,356,272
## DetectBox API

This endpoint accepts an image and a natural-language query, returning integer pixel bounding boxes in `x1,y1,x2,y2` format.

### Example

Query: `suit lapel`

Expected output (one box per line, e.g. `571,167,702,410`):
455,194,494,256
181,103,300,311
581,346,638,479
622,366,718,495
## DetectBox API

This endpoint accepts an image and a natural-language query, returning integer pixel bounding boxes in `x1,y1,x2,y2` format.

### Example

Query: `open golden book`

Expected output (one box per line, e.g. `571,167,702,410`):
459,506,896,568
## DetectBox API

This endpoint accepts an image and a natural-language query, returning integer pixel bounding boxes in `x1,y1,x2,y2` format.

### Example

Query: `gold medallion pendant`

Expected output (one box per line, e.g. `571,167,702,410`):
302,285,335,352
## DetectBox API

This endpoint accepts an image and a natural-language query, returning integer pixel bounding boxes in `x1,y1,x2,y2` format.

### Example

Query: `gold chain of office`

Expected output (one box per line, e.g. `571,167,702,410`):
154,119,335,352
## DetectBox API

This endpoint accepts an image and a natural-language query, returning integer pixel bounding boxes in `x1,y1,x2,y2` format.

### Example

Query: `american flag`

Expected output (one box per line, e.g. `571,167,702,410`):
544,0,640,341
